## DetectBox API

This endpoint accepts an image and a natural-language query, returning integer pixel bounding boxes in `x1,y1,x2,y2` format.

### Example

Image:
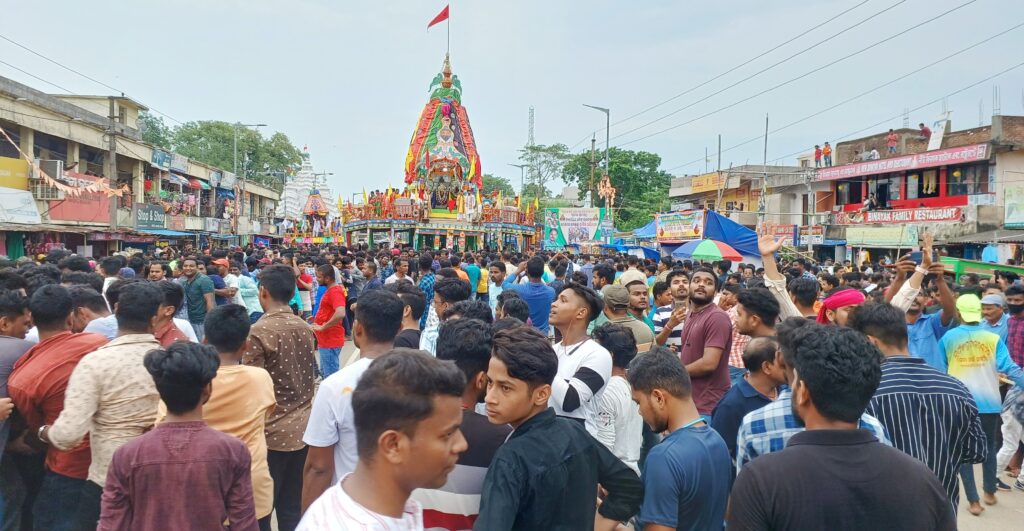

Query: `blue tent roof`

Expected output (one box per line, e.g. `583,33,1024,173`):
702,210,759,258
634,219,657,238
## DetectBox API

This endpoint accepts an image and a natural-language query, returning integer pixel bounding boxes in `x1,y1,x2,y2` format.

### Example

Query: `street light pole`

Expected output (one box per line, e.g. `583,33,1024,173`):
233,123,266,220
509,164,527,196
233,122,267,175
583,104,610,178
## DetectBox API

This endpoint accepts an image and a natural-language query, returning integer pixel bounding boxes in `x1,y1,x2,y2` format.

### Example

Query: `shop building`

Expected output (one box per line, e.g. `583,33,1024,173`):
814,115,1024,263
0,74,280,258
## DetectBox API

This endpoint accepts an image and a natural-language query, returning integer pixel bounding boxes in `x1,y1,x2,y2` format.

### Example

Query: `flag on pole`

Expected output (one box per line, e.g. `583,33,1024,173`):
533,196,540,210
427,5,449,29
362,188,368,204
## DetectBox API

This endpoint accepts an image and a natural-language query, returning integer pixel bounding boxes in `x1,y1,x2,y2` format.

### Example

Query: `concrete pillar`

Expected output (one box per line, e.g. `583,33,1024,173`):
18,126,34,159
66,140,79,170
133,160,144,204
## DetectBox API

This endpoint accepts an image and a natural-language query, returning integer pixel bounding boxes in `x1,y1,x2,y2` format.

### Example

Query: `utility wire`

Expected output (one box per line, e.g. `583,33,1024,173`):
664,58,1024,173
611,0,898,138
0,32,184,125
615,0,977,147
660,22,1024,172
567,0,874,151
0,58,73,94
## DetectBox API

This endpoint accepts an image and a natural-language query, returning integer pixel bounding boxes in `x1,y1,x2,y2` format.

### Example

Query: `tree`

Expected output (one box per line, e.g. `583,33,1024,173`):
562,146,671,231
481,173,515,197
138,112,172,149
168,121,302,191
519,143,570,199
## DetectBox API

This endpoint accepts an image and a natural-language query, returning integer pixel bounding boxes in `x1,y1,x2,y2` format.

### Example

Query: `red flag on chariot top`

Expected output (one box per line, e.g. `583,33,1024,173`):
427,5,449,29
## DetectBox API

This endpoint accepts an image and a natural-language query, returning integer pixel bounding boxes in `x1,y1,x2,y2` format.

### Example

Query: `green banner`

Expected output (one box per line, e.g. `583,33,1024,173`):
543,208,607,249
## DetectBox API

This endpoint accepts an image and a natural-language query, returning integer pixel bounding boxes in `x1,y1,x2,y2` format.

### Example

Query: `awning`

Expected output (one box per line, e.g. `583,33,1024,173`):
168,173,190,187
216,188,236,199
139,229,193,237
944,229,1024,244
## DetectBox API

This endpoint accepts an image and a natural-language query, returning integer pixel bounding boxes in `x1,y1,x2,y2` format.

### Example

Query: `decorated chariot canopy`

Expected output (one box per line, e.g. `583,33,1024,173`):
302,190,331,217
404,54,482,209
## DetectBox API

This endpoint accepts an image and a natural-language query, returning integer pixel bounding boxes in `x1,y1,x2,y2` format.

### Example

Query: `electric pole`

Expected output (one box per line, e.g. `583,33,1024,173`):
589,135,597,207
107,96,118,230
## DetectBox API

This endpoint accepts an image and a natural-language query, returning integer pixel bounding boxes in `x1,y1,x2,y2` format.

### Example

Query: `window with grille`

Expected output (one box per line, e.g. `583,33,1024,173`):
29,178,63,200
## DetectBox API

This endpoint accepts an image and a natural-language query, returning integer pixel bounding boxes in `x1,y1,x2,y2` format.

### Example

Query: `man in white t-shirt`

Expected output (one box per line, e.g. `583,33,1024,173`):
547,283,612,436
297,350,467,531
592,322,643,474
300,290,405,513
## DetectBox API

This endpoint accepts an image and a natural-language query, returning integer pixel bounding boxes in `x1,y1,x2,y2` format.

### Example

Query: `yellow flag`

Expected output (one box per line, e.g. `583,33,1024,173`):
534,196,540,210
362,188,368,204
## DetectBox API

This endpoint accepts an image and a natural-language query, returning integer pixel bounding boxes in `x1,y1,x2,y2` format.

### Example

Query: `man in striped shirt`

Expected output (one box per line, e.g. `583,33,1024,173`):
653,270,690,350
850,302,986,512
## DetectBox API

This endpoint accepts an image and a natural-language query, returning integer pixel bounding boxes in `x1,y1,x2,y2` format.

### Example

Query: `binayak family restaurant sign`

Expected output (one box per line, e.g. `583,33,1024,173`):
833,206,964,225
814,143,989,182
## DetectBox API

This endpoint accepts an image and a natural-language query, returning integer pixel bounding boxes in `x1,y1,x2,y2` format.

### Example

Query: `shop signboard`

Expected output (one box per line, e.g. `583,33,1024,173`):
833,206,963,225
845,225,919,247
0,186,41,224
203,217,221,233
48,172,110,223
220,171,238,189
0,156,30,190
690,171,724,194
134,203,166,230
170,153,189,173
151,149,172,171
543,208,609,249
167,215,186,231
1006,186,1024,229
655,210,705,242
797,225,824,246
208,171,222,188
927,111,951,152
763,223,796,246
815,144,989,182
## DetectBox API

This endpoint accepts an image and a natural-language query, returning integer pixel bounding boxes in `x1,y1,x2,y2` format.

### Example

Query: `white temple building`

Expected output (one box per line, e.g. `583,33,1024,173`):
275,148,339,221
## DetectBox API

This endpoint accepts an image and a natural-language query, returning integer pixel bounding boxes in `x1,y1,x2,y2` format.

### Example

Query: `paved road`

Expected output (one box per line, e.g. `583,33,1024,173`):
958,464,1024,529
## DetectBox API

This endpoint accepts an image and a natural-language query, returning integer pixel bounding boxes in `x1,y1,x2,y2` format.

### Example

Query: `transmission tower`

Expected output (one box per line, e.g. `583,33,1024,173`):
527,106,537,196
528,106,535,147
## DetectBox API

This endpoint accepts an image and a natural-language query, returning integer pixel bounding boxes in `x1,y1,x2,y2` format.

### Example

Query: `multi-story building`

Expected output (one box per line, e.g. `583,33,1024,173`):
0,74,280,258
811,115,1024,263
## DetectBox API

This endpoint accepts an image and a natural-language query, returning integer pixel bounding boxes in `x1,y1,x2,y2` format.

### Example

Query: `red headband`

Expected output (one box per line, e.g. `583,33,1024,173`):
817,289,866,324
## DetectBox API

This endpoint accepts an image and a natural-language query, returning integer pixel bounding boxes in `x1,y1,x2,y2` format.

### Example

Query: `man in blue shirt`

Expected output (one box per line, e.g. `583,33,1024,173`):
462,255,481,299
627,346,731,530
711,336,784,480
502,256,555,334
981,293,1009,341
899,259,957,370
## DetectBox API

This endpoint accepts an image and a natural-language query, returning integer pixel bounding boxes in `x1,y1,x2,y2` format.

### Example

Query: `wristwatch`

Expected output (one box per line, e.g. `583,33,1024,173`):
37,424,48,444
914,266,930,276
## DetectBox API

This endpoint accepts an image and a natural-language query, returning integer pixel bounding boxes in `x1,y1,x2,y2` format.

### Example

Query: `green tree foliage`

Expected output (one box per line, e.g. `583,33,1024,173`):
519,143,570,198
136,115,303,191
138,112,173,149
481,173,515,197
562,147,671,231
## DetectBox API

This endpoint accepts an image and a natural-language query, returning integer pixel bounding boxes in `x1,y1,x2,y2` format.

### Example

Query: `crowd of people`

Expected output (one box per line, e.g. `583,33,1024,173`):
0,231,1022,530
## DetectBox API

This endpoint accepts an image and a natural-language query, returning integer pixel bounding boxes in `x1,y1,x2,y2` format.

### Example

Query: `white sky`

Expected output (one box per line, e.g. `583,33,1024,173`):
3,0,1023,199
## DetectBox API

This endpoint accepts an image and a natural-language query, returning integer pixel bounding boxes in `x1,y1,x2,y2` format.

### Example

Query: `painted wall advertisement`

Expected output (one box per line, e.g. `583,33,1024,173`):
1005,186,1024,229
543,208,608,248
0,156,30,190
815,143,988,182
656,210,705,242
797,225,824,246
834,206,964,225
845,225,919,247
48,173,110,223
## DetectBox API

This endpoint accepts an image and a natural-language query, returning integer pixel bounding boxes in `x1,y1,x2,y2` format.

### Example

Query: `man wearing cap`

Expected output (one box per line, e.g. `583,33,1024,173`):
939,293,1024,513
208,258,237,306
590,284,655,349
981,292,1009,342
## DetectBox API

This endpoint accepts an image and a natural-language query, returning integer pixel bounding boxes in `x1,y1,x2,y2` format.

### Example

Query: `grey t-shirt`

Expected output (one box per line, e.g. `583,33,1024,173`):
0,335,34,456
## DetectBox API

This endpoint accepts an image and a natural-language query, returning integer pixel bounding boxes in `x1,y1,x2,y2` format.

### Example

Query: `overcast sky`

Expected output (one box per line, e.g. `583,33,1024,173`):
4,0,1023,199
